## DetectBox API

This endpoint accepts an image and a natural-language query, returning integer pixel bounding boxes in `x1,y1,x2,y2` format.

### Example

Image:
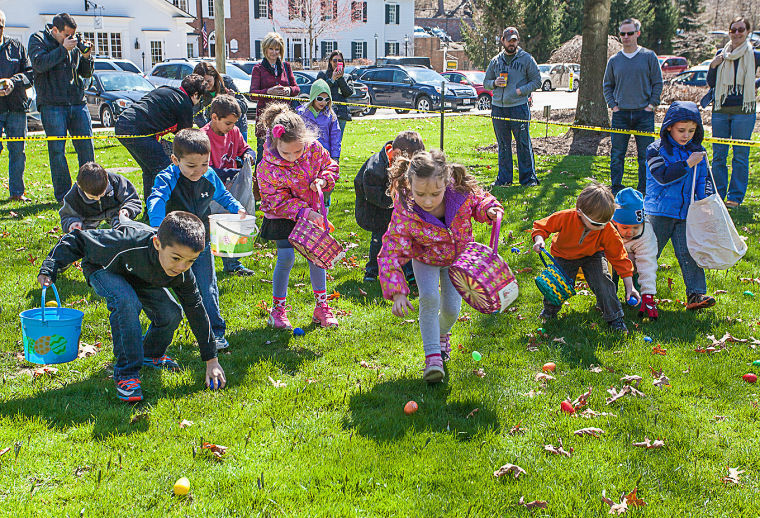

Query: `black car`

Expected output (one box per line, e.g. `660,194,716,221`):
357,65,477,114
85,71,155,127
292,70,370,116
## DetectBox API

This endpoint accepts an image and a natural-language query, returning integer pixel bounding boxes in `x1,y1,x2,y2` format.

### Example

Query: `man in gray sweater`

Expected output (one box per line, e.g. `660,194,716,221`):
483,27,542,187
603,17,663,195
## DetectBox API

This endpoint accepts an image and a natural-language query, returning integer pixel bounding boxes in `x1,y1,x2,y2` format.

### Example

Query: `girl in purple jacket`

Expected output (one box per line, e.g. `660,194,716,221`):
296,79,342,160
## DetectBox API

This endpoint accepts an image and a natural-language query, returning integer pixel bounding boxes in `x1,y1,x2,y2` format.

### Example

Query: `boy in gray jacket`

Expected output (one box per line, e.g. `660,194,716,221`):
59,162,141,232
483,27,542,187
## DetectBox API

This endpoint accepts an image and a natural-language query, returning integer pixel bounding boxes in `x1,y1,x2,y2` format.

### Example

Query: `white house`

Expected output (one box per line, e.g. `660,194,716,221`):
0,0,195,72
247,0,415,65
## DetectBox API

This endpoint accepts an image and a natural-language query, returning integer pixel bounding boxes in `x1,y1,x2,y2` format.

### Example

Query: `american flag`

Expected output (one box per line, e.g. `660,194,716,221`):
201,22,208,50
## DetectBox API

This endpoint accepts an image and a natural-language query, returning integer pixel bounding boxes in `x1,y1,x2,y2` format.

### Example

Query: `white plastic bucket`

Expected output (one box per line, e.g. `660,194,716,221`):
209,214,258,258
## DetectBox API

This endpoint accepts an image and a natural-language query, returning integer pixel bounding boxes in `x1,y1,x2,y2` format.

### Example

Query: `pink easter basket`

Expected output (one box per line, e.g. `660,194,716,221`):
288,185,345,269
448,212,519,314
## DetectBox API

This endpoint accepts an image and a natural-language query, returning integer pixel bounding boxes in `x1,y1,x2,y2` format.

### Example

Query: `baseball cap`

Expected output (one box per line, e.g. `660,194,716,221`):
503,27,519,41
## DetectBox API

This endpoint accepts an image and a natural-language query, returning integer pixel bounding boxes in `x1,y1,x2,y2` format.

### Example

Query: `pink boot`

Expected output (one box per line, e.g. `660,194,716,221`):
440,333,452,361
423,353,445,383
268,305,292,329
312,303,338,328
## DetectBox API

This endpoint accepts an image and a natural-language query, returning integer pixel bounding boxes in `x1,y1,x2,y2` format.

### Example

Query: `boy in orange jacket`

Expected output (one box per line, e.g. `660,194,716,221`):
532,182,638,333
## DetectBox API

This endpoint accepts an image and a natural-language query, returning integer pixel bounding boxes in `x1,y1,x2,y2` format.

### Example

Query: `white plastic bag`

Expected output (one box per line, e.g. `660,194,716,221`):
686,162,747,269
210,157,256,215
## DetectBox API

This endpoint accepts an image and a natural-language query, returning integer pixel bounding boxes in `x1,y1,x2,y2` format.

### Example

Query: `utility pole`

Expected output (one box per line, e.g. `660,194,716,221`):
214,0,226,73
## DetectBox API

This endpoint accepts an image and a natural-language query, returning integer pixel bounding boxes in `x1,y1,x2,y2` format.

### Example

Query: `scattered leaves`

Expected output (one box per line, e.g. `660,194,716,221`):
534,372,555,382
606,385,645,405
602,487,647,515
651,343,667,355
544,439,573,457
508,422,526,435
632,438,665,449
32,366,58,378
571,386,593,410
267,376,287,388
518,496,547,510
619,375,642,388
574,427,605,437
494,463,526,479
201,441,228,461
473,368,486,378
721,467,744,485
179,419,194,429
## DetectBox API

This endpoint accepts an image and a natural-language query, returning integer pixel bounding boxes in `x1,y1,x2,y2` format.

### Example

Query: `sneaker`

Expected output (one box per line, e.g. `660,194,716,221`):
268,305,293,329
225,265,255,276
725,200,740,209
525,181,539,187
423,354,445,383
608,318,629,333
539,309,558,321
214,336,230,351
686,293,716,310
363,273,378,282
143,354,180,371
638,294,659,319
10,194,31,202
115,378,143,402
312,303,339,328
440,333,452,361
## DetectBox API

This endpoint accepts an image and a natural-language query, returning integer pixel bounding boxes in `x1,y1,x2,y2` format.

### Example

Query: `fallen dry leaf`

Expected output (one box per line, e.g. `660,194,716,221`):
619,375,642,388
32,366,58,378
518,496,547,510
508,422,526,435
267,375,286,388
552,336,567,344
77,343,99,359
606,384,645,405
494,463,526,479
179,419,194,429
358,288,367,296
714,290,728,294
589,365,605,373
473,368,486,378
466,408,479,419
632,438,665,449
523,389,543,398
359,360,379,370
535,372,555,382
130,412,149,424
326,290,341,301
0,447,10,458
576,409,617,419
721,467,744,485
651,343,667,355
544,438,573,457
571,386,593,410
602,487,646,515
625,487,647,508
457,313,471,322
201,441,228,461
574,427,605,437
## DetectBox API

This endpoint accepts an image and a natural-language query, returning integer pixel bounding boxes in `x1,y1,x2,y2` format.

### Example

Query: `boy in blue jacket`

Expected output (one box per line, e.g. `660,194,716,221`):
147,129,246,350
644,101,716,310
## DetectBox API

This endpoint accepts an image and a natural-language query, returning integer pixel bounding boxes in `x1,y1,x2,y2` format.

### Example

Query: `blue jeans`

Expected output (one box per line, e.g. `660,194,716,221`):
191,243,226,339
116,125,172,201
0,111,27,196
90,269,183,381
649,215,706,295
40,104,95,202
710,111,756,205
610,109,654,194
338,118,347,141
491,103,537,185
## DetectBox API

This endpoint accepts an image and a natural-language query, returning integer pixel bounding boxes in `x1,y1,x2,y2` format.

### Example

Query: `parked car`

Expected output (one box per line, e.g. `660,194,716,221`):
26,86,42,131
357,64,477,114
414,25,432,38
375,56,432,69
147,58,254,116
441,70,492,110
537,63,579,91
231,60,259,75
292,70,370,116
85,71,155,127
668,65,708,87
430,27,453,42
94,57,143,75
658,55,688,75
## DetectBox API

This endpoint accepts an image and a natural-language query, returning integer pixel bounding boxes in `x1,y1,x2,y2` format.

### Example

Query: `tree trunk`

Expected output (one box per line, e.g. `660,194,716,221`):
437,0,446,17
575,0,611,127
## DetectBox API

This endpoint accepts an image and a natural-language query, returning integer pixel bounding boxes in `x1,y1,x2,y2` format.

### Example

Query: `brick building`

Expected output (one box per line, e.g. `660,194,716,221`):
186,0,252,59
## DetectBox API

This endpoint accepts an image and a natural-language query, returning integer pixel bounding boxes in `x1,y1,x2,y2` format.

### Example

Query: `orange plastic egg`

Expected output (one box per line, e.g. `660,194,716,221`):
404,401,418,415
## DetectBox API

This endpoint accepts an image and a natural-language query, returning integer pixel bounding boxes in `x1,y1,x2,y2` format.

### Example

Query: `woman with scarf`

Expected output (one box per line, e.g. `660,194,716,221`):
249,32,299,167
316,50,354,140
706,16,760,208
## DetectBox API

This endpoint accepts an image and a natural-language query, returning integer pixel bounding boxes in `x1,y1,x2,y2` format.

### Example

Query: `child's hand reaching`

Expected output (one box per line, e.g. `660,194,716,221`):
309,178,326,192
486,206,503,221
205,358,227,390
532,236,545,253
238,209,247,219
392,294,415,317
622,276,641,307
37,274,52,288
687,151,706,168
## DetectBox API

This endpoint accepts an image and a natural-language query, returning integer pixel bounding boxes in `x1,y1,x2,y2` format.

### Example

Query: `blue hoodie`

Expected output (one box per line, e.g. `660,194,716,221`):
644,101,713,220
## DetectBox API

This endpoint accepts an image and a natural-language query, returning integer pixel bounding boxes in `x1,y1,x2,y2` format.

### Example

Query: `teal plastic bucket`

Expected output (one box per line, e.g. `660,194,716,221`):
19,284,84,364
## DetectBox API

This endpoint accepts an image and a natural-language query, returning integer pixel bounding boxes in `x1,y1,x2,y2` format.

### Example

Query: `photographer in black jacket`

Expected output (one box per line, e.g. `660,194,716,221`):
0,9,33,202
28,12,94,203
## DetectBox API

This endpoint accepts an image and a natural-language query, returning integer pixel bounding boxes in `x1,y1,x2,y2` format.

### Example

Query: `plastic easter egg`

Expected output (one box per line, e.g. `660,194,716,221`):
471,351,482,362
542,362,556,372
404,401,418,415
742,373,757,384
560,401,575,414
744,291,755,297
173,477,190,496
644,336,653,343
510,247,520,253
627,296,638,306
45,301,58,307
293,327,305,336
752,360,760,367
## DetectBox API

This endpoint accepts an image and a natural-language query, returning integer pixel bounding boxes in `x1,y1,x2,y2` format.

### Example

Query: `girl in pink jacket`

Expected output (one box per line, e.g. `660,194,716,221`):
378,150,503,383
256,103,340,329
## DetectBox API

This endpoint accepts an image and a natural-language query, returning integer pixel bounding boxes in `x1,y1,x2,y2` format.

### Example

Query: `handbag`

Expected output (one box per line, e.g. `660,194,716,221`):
685,162,747,269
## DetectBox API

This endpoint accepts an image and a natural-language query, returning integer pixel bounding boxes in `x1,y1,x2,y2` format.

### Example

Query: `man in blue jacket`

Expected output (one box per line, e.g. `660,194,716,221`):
28,13,95,203
483,27,542,187
0,9,33,202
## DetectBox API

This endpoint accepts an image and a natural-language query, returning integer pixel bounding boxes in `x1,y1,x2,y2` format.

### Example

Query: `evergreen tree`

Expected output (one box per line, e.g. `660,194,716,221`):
677,0,704,32
644,0,678,53
559,0,585,43
608,0,652,37
522,0,561,62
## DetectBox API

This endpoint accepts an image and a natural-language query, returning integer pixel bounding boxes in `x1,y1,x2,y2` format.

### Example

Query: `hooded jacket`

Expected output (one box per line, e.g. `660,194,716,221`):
27,24,93,107
58,172,142,232
378,186,502,300
354,141,394,233
257,140,339,221
482,48,542,108
0,37,33,113
296,79,341,159
316,68,354,121
38,222,216,361
644,101,712,220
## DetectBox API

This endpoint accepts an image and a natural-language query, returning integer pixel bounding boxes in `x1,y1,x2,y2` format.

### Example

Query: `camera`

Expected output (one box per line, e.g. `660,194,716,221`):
75,33,92,54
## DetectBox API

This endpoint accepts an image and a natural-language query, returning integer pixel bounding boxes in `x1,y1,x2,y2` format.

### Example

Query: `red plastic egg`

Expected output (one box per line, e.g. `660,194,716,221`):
404,401,418,415
742,373,757,384
542,362,556,372
560,401,575,414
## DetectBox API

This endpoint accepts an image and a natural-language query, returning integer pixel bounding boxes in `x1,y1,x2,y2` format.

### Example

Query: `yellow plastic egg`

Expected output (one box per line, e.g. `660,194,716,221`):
45,301,58,307
173,477,190,496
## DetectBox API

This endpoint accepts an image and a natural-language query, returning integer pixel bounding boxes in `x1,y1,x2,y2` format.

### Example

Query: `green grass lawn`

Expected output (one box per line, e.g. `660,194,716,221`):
0,115,759,516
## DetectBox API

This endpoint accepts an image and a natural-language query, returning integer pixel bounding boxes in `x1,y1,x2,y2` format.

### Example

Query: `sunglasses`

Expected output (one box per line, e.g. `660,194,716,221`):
578,210,609,228
619,31,636,36
315,96,329,102
729,27,746,33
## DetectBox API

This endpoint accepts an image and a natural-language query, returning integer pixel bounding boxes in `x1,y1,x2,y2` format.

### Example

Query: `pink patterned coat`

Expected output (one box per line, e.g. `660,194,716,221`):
378,186,501,300
257,140,340,220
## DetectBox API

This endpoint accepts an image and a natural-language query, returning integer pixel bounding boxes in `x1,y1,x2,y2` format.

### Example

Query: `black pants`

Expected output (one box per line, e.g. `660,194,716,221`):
366,230,414,279
116,122,172,201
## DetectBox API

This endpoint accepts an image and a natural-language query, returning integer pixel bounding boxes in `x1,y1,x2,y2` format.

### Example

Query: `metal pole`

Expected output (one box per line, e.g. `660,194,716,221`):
440,80,445,150
214,0,226,73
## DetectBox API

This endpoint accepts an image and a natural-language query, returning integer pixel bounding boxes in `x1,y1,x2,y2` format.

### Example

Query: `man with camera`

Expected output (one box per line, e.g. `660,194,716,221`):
28,12,94,203
0,9,34,202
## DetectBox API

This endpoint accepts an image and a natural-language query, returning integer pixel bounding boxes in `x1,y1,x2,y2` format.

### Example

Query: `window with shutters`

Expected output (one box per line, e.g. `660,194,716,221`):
385,42,399,56
321,40,338,59
173,0,188,11
321,0,338,21
385,3,399,24
254,0,272,19
254,40,262,59
351,41,366,60
351,1,367,22
207,0,214,16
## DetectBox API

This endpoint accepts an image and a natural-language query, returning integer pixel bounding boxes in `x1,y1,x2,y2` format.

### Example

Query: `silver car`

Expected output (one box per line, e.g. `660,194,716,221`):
538,63,580,91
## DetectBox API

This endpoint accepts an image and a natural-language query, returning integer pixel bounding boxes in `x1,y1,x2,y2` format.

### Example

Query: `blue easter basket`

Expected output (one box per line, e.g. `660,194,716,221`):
19,284,84,364
534,248,576,306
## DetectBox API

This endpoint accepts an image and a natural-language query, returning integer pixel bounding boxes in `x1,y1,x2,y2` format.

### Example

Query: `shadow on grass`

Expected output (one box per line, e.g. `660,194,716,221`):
0,201,58,219
224,327,320,374
24,276,93,309
342,376,499,442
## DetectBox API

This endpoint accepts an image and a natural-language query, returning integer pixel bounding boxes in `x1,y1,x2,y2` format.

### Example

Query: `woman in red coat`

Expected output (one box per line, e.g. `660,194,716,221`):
249,31,299,166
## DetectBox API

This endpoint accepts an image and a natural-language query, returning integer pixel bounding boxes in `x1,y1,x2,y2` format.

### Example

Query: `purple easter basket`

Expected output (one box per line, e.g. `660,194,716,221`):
288,185,345,269
449,212,519,314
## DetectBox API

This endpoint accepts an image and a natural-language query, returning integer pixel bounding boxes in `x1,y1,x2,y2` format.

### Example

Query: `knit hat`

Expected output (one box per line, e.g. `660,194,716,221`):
613,188,644,225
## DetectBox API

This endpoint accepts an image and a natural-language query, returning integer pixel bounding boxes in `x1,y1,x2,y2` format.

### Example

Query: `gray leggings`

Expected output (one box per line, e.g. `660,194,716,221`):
413,259,462,356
